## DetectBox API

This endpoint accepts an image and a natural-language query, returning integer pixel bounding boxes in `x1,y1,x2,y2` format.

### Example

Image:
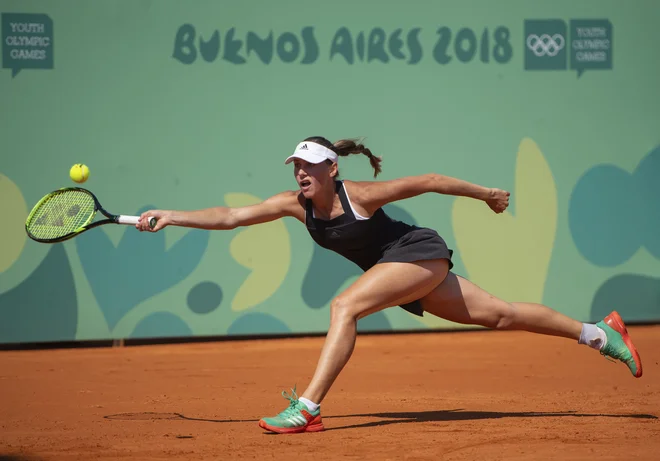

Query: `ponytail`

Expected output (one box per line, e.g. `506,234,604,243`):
332,139,383,178
302,136,383,178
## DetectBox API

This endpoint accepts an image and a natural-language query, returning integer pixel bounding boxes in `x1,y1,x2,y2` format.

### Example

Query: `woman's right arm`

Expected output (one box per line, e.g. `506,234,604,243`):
136,190,303,232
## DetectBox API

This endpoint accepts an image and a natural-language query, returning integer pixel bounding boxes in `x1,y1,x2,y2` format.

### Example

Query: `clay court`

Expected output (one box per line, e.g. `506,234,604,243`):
1,326,658,460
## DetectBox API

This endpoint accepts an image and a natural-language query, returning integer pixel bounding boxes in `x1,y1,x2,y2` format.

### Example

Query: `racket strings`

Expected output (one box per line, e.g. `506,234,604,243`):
26,190,96,240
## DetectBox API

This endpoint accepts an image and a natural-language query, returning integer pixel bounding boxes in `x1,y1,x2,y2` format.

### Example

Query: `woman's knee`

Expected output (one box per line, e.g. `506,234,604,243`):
330,295,359,323
461,293,517,330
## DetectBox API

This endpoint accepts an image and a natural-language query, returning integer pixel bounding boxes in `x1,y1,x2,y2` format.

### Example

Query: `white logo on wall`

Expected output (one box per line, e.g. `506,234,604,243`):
526,34,565,57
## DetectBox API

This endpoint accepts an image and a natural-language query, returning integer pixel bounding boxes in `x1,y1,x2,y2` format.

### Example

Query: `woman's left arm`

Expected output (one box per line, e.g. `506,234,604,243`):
351,173,509,214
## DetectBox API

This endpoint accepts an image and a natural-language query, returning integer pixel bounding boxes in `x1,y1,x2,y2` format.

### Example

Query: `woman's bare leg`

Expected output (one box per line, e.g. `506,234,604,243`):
420,272,642,377
301,259,450,404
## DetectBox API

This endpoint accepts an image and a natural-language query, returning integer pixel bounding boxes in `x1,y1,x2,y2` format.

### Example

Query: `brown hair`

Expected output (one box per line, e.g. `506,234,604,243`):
303,136,382,178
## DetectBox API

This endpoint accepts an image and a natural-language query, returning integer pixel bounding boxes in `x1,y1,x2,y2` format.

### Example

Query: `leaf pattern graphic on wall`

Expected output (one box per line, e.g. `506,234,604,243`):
76,206,210,330
570,145,660,323
0,172,28,273
451,138,558,303
225,193,291,311
0,244,77,343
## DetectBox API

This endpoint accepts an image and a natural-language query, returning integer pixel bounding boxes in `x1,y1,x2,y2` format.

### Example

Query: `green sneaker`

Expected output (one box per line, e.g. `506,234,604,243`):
596,311,643,378
258,386,324,434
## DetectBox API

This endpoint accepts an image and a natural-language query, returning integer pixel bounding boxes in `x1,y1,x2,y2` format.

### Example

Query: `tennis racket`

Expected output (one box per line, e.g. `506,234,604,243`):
25,187,156,244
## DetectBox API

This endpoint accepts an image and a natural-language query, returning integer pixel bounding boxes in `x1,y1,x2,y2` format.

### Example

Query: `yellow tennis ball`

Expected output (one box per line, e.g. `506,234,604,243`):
69,164,90,184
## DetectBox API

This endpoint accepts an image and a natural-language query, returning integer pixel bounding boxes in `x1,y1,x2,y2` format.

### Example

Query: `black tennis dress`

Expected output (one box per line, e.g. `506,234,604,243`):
305,180,454,317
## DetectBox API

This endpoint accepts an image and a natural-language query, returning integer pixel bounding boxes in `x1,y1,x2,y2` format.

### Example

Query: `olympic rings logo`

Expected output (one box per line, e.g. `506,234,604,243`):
526,34,565,57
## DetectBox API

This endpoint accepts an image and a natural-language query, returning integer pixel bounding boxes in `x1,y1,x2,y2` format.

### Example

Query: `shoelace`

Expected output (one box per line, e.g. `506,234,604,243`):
277,386,302,418
600,350,617,363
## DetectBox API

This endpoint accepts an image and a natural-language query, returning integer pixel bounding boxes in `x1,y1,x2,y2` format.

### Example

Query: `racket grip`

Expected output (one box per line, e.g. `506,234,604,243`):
117,216,139,225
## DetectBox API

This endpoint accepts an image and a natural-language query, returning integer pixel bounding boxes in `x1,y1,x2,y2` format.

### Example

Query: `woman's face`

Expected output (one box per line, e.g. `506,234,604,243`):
293,158,336,198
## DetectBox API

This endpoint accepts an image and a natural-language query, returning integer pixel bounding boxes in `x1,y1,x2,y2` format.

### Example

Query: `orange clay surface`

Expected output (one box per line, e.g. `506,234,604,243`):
1,327,659,460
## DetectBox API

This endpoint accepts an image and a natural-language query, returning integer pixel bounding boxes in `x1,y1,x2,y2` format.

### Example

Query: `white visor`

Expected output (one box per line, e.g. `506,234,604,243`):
284,141,338,165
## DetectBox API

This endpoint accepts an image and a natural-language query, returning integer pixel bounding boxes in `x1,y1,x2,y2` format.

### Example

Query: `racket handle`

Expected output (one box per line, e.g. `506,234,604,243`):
118,215,158,228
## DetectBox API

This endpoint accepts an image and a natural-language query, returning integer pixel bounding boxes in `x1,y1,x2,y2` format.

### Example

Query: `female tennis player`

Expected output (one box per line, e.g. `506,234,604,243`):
136,136,643,434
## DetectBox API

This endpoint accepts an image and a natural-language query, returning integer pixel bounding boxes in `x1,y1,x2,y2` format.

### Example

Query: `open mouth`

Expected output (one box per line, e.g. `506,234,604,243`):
300,179,311,189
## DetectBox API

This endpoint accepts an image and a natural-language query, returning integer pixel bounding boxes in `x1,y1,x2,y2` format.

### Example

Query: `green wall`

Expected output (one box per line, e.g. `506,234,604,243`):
1,0,658,344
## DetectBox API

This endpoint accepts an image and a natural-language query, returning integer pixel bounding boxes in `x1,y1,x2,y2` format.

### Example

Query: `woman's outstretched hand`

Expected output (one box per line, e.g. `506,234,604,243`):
486,188,510,214
136,210,170,232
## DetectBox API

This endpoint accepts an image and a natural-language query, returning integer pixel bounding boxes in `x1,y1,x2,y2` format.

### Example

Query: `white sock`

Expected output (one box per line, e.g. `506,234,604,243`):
299,397,319,412
578,323,607,350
